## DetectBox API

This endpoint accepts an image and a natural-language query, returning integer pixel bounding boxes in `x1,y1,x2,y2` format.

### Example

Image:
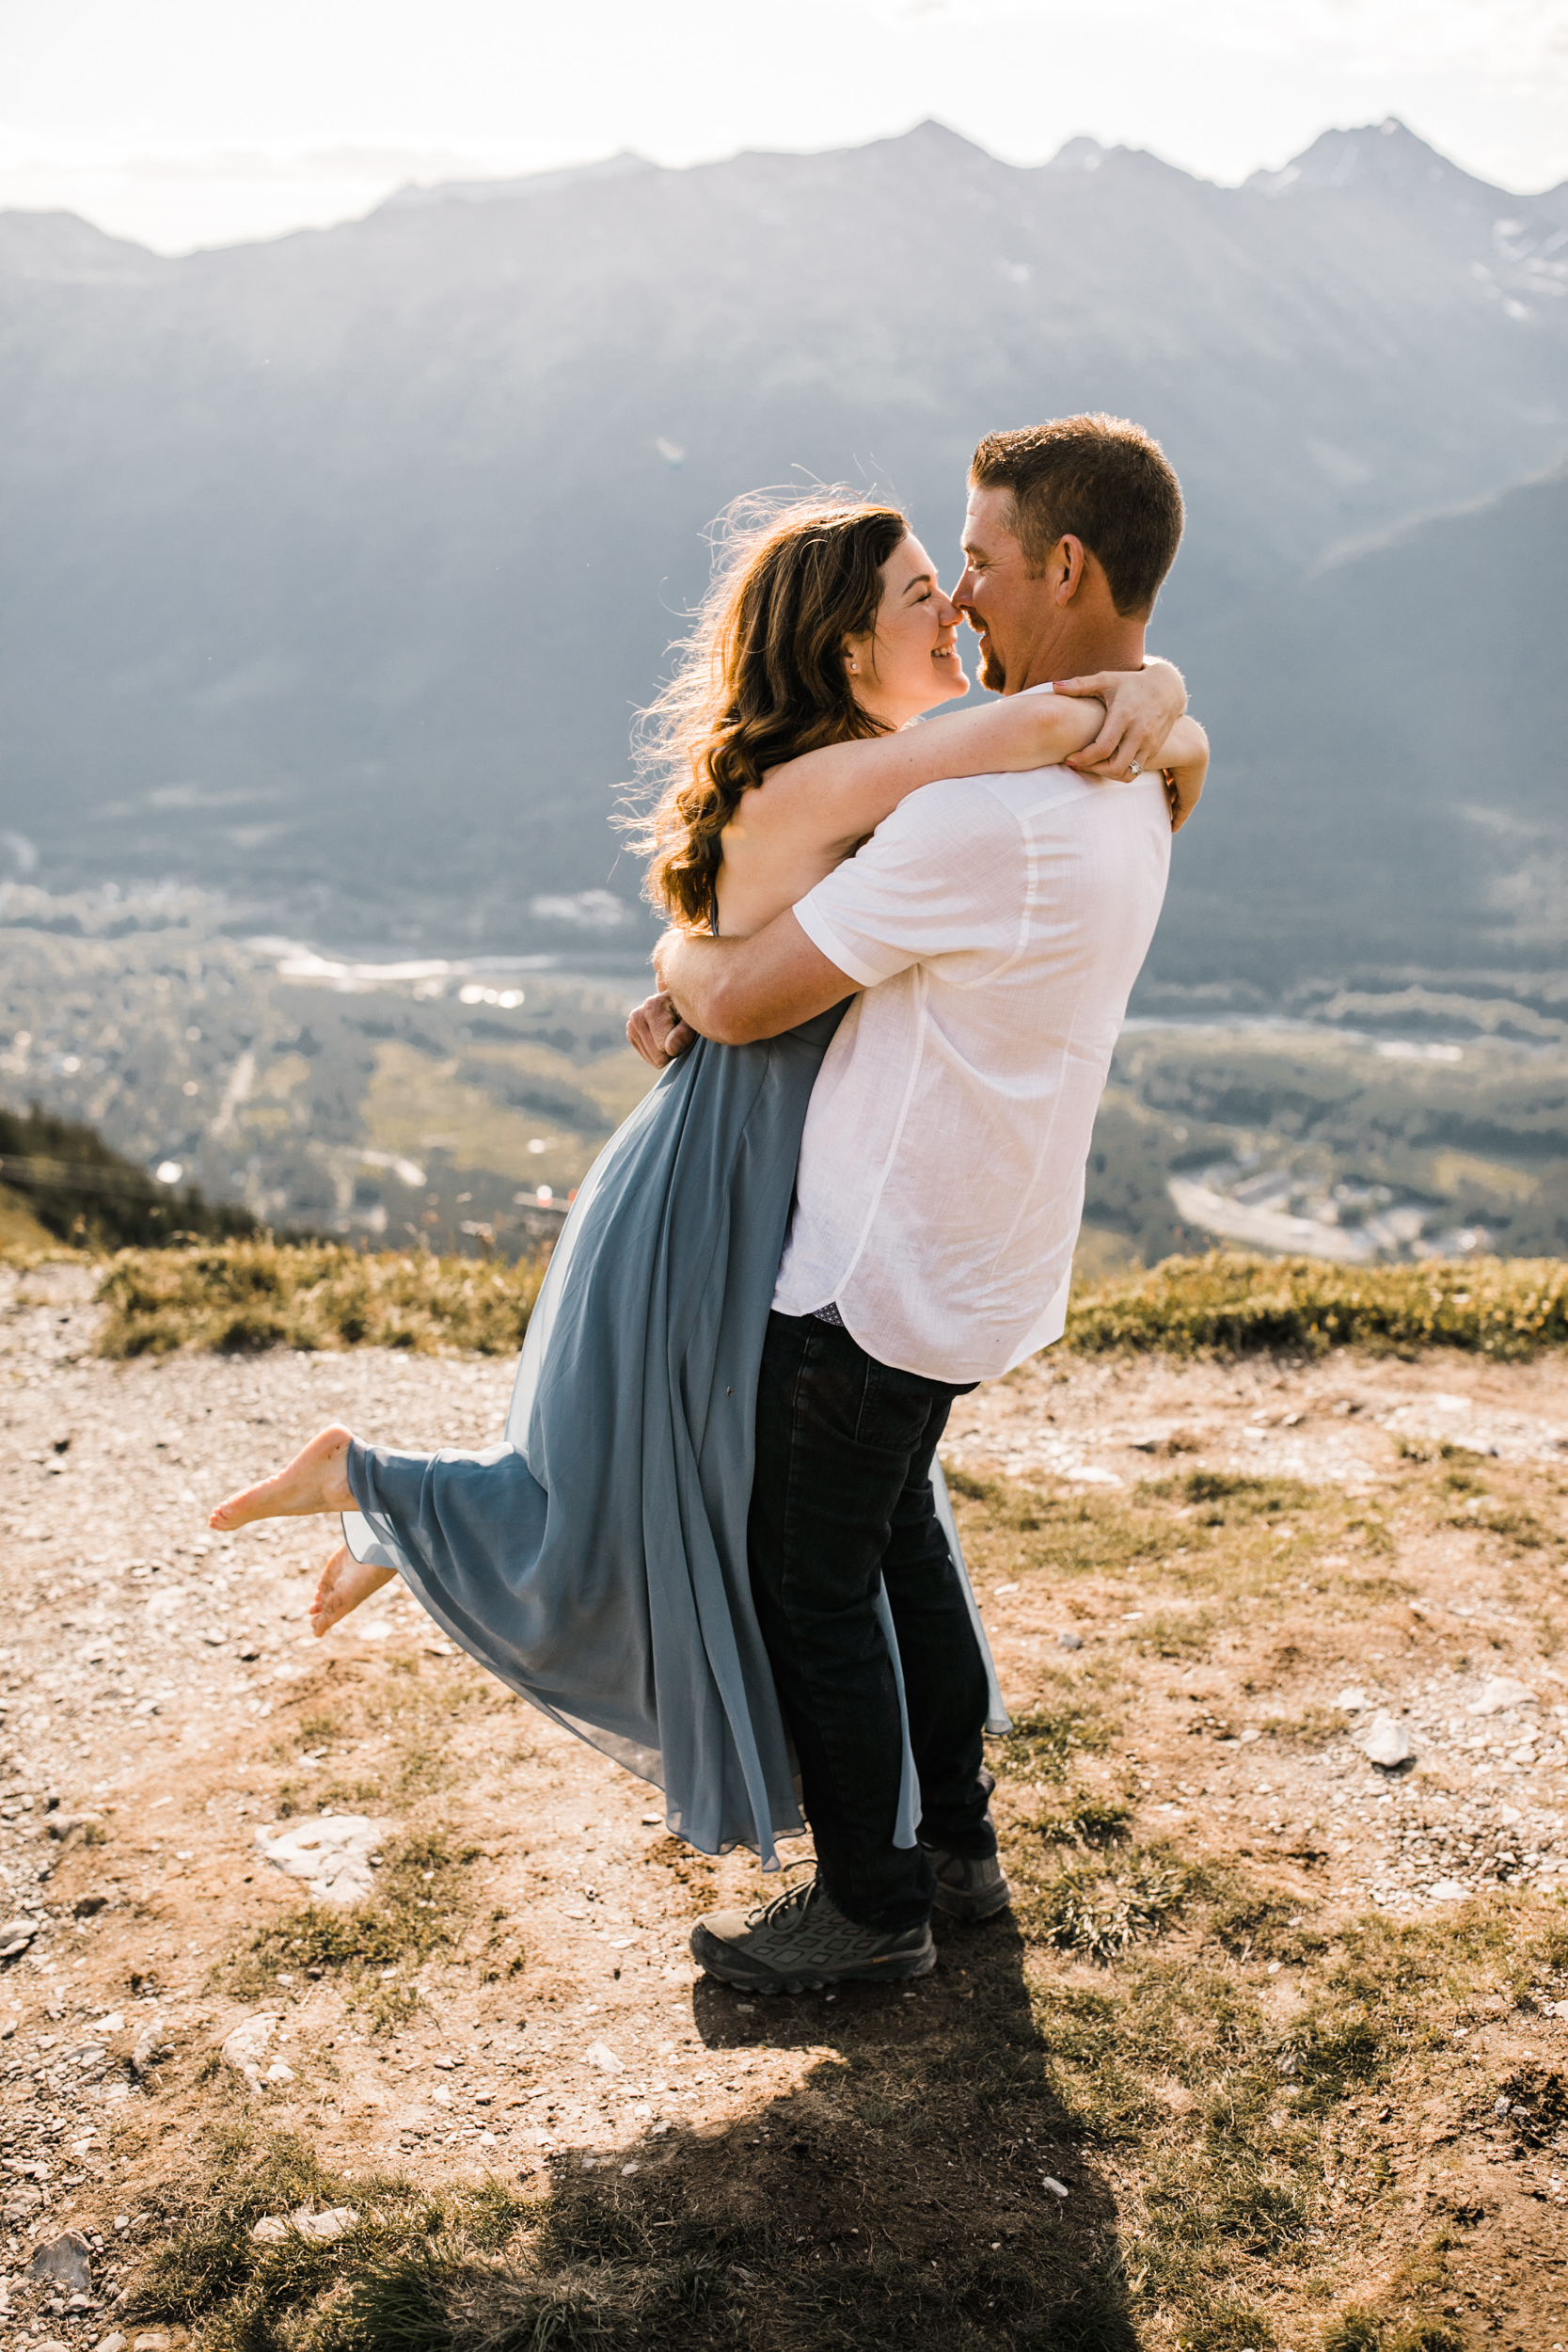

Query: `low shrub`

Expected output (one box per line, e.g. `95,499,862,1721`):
1064,1248,1568,1359
88,1238,1568,1362
94,1237,546,1358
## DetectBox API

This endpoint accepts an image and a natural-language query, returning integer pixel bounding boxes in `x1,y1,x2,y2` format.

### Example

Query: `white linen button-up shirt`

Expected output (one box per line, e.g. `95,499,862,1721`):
771,750,1171,1383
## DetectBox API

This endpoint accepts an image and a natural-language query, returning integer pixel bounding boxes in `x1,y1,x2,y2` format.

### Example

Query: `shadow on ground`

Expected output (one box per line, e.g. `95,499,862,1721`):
116,1914,1138,2351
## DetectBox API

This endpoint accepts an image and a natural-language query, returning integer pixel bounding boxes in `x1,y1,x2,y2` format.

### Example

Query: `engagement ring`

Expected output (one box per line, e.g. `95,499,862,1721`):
1129,759,1142,776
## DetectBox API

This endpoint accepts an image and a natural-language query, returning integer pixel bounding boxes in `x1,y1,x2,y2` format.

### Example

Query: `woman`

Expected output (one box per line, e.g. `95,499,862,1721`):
210,491,1206,1864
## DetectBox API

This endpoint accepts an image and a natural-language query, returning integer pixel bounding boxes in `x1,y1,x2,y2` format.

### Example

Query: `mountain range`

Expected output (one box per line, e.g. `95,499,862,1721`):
1,114,1564,993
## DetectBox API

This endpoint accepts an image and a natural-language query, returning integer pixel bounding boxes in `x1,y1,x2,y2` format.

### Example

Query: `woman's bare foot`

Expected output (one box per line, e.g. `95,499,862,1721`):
209,1424,356,1532
309,1544,396,1639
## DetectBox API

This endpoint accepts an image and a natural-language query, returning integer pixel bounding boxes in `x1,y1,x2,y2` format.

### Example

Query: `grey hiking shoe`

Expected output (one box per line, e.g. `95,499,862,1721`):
920,1843,1013,1922
690,1873,935,1994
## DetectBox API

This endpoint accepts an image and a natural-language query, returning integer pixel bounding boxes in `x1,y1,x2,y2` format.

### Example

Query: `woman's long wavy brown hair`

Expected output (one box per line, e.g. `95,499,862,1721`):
629,489,909,928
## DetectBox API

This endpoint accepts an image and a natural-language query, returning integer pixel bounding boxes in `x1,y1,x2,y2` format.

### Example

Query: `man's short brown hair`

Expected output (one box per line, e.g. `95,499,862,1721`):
969,415,1184,616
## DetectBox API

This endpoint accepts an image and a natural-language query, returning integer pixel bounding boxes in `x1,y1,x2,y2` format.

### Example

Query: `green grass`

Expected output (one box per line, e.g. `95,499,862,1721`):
994,1703,1115,1788
1142,1469,1321,1525
1324,2322,1465,2352
82,1238,1568,1361
946,1465,1381,1646
229,1830,482,2013
126,2122,1142,2352
1064,1248,1568,1359
1022,1850,1189,1963
1029,1794,1135,1850
94,1237,546,1358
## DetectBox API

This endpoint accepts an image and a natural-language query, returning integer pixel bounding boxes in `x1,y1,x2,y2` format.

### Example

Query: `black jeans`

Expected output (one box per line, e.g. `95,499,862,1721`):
747,1310,996,1931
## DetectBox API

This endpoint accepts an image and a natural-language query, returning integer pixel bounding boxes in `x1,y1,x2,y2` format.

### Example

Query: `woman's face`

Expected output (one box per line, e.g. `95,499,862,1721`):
844,534,968,727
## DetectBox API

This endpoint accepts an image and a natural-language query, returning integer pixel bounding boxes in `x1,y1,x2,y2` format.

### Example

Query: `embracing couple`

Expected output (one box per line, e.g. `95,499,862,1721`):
210,414,1208,1997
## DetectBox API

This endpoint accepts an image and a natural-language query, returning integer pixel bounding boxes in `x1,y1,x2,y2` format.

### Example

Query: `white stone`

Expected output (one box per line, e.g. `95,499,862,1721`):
251,2205,354,2243
220,2013,278,2086
1468,1677,1538,1717
292,2205,355,2241
584,2041,626,2074
1338,1688,1370,1711
254,1814,389,1904
131,2024,171,2080
1362,1712,1415,1769
1429,1880,1468,1901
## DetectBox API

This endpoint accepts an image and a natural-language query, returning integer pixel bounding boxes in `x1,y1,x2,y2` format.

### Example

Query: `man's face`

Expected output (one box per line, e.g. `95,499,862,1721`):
953,485,1038,694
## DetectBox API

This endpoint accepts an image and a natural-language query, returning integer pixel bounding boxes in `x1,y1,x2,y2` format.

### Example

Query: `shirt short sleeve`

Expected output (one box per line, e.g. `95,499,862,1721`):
792,777,1026,990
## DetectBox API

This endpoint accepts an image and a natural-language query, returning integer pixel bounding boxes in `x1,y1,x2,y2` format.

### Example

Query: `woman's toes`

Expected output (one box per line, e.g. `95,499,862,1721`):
309,1546,394,1638
208,1426,356,1532
309,1545,354,1636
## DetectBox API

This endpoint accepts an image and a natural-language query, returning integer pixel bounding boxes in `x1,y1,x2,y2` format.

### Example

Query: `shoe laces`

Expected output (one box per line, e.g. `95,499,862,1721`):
746,1868,821,1935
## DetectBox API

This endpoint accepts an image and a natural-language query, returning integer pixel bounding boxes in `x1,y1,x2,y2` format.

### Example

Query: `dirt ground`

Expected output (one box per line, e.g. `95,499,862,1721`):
4,1261,1568,2349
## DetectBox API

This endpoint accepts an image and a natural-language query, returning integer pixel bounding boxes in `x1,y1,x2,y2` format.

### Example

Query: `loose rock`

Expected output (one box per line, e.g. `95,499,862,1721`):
1468,1676,1537,1716
254,1814,388,1905
294,2205,355,2241
131,2022,172,2079
220,2012,279,2086
252,2206,355,2243
1362,1711,1415,1769
27,2231,93,2293
1056,1630,1084,1651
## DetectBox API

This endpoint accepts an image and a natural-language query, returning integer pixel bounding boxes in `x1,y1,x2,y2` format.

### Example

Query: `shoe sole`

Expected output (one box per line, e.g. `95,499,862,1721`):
930,1883,1014,1923
689,1927,936,1994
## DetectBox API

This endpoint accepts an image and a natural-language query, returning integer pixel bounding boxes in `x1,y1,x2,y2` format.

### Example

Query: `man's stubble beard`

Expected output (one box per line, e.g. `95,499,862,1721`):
977,639,1006,693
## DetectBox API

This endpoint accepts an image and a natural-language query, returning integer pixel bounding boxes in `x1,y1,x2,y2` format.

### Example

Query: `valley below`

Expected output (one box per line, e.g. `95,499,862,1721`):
3,884,1564,1276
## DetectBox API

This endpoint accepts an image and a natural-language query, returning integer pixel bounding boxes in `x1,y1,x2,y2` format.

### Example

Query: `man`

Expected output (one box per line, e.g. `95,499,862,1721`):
630,414,1194,1992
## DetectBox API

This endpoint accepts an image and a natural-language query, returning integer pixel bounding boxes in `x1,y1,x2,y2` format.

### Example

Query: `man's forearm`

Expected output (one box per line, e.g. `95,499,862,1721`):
656,930,737,1037
656,914,856,1045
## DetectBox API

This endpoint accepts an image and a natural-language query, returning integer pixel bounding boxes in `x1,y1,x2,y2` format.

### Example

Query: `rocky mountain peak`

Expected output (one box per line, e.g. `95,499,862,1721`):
1048,135,1110,175
1247,116,1491,202
379,150,654,214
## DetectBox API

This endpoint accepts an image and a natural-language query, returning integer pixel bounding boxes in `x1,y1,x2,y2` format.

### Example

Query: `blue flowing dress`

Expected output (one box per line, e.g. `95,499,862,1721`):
341,1010,1007,1867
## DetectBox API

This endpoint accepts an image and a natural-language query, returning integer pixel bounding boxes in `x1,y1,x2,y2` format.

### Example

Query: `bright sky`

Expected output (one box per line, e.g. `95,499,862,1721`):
3,0,1565,253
